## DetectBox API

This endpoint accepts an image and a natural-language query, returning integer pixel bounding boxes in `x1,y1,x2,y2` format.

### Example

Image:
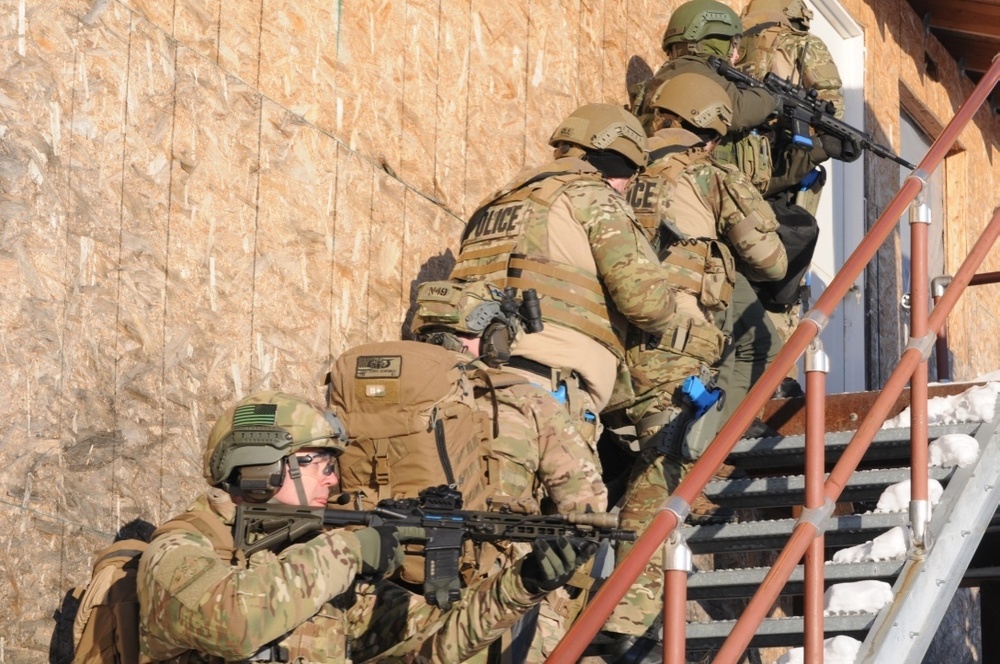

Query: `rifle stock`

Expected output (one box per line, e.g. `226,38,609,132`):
234,486,634,607
708,56,916,170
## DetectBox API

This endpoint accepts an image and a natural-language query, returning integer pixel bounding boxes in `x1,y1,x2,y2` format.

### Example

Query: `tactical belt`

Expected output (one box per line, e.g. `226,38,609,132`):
506,356,580,389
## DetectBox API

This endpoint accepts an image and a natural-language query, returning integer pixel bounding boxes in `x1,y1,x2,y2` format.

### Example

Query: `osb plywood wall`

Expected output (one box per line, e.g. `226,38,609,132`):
0,0,997,660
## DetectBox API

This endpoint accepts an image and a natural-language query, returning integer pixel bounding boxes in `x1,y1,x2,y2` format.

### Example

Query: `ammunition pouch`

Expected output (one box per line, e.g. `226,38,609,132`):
661,239,736,313
647,314,727,366
714,129,773,195
636,407,692,458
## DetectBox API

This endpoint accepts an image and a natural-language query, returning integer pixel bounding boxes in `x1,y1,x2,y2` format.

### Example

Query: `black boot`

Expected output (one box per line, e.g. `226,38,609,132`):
604,632,661,664
772,376,805,399
741,417,778,439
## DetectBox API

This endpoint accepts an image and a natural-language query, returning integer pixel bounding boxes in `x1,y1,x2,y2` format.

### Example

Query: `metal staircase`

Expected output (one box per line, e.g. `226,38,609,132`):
548,56,1000,664
676,412,1000,660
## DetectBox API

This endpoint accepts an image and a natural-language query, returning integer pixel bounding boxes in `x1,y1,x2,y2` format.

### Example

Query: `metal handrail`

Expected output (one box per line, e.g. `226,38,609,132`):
547,51,1000,663
933,271,1000,381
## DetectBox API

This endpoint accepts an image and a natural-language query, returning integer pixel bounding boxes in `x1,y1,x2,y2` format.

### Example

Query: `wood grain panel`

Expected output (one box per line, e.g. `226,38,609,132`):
330,148,373,355
365,171,406,343
466,4,528,211
434,0,472,215
254,101,339,395
174,0,221,64
218,0,262,85
400,0,442,195
60,3,130,536
524,0,579,166
162,47,259,502
333,1,405,170
259,0,339,129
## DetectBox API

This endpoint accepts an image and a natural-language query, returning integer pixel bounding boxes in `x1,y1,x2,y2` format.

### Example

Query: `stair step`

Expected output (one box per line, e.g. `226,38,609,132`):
706,467,956,508
686,613,876,650
687,561,904,600
681,511,910,554
727,423,979,472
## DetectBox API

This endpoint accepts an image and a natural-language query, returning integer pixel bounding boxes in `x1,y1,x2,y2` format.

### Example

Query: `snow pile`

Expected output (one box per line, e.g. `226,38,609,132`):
776,635,862,663
824,580,894,614
832,526,909,563
875,478,943,512
929,433,979,467
883,381,1000,429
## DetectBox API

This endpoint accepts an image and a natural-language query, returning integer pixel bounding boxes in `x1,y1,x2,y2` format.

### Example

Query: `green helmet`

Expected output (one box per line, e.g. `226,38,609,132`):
411,279,537,367
549,103,648,169
648,73,733,137
411,280,509,337
742,0,813,30
662,0,743,52
204,391,346,495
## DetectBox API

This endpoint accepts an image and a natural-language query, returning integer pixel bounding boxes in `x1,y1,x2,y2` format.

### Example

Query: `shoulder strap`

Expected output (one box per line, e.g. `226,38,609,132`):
154,510,243,565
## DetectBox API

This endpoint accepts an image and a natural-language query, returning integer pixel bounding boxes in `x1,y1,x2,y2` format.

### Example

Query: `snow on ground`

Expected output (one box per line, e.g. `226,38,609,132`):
832,525,910,563
929,433,979,467
776,635,862,663
882,381,1000,428
819,380,997,627
875,478,943,512
824,579,894,614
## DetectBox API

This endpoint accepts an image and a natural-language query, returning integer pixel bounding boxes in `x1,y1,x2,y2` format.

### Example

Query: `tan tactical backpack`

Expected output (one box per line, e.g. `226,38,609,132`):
72,512,236,664
326,340,523,594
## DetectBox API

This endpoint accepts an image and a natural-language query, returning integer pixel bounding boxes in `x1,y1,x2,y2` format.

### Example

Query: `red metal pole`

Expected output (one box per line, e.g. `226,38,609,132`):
909,198,931,551
709,206,1000,664
546,54,1000,664
804,341,829,663
664,567,688,663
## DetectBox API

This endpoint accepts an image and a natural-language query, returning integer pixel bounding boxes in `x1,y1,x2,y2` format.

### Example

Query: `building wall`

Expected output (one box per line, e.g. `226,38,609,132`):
0,0,997,659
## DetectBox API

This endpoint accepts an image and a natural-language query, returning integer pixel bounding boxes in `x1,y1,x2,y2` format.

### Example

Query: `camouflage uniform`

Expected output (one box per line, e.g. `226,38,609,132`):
631,56,779,195
739,0,847,369
486,378,607,516
604,128,786,638
481,377,608,662
138,489,550,663
450,156,679,428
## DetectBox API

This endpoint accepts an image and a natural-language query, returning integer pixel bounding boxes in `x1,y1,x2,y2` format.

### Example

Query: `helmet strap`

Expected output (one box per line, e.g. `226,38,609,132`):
286,455,310,505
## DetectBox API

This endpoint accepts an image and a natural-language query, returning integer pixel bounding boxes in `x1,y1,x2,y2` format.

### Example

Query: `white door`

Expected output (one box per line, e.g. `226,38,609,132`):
802,0,866,393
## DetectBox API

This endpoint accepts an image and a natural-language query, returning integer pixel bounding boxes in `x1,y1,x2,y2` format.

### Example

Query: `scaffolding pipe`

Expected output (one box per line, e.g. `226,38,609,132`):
546,54,1000,664
804,341,829,663
662,530,692,664
909,196,932,551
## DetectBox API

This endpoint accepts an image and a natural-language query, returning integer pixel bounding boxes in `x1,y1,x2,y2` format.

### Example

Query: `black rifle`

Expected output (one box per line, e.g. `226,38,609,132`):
708,56,917,170
234,485,634,608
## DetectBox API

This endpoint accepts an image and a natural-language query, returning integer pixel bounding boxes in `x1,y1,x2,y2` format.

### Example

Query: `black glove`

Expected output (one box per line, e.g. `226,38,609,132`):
518,536,599,594
354,525,406,578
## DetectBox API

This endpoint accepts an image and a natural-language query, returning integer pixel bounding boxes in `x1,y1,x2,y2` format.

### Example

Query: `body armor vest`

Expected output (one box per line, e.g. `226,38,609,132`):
626,146,736,314
451,160,625,358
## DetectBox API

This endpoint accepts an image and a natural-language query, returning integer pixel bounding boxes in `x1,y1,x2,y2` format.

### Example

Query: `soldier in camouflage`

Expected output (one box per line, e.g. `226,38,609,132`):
137,391,593,662
601,75,787,661
629,0,781,194
449,103,683,447
738,0,855,390
410,281,607,662
740,0,849,203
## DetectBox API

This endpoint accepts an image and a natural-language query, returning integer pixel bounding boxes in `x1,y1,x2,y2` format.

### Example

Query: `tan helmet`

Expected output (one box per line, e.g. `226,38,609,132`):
204,391,346,499
648,73,733,137
549,103,648,169
662,0,743,52
742,0,813,30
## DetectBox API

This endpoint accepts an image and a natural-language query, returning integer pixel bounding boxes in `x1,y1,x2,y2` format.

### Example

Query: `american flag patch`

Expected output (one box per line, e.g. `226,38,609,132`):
233,403,278,427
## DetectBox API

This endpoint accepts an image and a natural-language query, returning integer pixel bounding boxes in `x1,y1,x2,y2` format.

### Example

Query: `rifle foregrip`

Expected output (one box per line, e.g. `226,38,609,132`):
564,512,623,530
